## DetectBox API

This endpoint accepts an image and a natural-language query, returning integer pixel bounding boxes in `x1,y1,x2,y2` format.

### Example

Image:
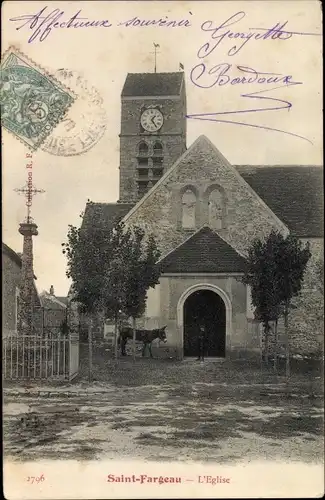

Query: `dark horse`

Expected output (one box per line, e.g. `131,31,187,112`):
118,326,167,358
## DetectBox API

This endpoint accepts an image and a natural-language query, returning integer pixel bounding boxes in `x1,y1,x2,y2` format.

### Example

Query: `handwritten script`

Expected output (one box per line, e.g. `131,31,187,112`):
8,7,320,143
187,11,320,143
9,6,191,43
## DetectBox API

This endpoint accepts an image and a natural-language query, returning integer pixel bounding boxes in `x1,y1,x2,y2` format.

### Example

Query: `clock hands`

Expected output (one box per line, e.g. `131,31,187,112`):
141,109,163,131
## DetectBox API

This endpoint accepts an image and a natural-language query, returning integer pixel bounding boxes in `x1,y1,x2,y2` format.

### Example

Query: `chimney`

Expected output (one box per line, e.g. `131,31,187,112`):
50,285,55,296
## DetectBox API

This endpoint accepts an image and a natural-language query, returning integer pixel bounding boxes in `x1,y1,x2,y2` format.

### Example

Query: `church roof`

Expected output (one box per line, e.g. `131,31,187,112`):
121,135,323,238
84,165,323,238
121,72,184,97
159,226,247,273
82,202,134,230
236,166,323,238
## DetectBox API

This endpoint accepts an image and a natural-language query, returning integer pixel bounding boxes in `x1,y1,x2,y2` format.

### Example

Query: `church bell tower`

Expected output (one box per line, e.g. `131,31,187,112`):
119,72,187,203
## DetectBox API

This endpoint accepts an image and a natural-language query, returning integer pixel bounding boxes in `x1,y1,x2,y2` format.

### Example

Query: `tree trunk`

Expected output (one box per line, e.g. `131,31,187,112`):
114,311,119,360
132,317,136,362
259,323,263,373
273,318,278,374
88,315,93,383
264,324,269,365
284,303,290,380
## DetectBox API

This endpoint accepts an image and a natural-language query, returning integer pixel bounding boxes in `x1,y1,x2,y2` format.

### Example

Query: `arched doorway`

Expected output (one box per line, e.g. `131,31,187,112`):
183,289,226,357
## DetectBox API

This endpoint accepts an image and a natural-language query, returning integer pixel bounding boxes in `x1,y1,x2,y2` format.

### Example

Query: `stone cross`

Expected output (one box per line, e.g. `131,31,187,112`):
14,182,45,223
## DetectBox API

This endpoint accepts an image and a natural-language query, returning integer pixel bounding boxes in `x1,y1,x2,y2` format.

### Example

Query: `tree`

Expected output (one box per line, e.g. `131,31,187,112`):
63,209,161,373
101,222,135,359
62,203,114,381
275,234,311,377
100,223,161,360
243,230,311,377
123,228,161,360
242,232,284,367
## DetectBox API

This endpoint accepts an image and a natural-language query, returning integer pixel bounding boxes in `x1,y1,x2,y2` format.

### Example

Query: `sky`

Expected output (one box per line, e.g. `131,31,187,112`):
2,1,322,296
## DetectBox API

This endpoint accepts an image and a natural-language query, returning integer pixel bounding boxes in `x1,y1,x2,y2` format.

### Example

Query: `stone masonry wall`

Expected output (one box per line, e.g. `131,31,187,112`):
124,137,323,358
2,254,21,336
245,239,323,358
3,252,40,337
125,136,287,258
288,238,324,355
119,93,187,202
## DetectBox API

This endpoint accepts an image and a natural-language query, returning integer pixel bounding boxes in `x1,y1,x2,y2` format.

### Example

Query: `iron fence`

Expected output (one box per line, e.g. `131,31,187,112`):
3,307,79,381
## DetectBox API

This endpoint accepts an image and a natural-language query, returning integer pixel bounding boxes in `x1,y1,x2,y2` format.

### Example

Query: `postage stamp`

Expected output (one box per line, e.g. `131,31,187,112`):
41,69,107,156
0,46,75,151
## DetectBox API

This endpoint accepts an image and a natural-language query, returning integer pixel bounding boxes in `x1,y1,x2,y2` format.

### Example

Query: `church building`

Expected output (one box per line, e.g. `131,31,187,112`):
83,71,323,360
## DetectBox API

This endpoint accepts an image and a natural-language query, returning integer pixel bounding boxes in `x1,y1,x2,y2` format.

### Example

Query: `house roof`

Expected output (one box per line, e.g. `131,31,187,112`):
82,202,134,230
2,242,37,279
56,296,68,306
159,226,247,273
40,292,67,310
236,166,324,238
121,72,184,97
2,242,22,267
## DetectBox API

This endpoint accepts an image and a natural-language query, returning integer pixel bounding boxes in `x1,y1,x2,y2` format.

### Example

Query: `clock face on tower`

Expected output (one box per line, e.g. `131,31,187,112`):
140,108,164,132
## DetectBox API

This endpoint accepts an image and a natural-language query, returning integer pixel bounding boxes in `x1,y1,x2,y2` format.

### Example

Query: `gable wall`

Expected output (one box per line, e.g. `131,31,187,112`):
125,139,287,259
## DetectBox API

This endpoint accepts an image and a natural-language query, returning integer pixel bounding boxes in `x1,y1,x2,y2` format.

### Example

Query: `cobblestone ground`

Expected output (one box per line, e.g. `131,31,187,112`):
3,356,324,464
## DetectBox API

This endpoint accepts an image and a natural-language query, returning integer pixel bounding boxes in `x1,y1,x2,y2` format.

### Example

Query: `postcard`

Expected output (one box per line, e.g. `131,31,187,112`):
2,0,323,499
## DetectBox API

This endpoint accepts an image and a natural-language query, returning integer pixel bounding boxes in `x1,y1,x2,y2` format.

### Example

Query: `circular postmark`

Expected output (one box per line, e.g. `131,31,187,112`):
41,69,107,156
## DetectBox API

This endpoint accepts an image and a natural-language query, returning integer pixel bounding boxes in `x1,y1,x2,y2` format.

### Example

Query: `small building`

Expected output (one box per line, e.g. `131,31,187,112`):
39,286,68,336
2,242,40,337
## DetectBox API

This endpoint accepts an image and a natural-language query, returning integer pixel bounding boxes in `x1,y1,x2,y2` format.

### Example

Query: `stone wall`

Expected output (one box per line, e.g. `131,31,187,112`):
2,252,40,337
244,239,324,359
119,92,187,202
124,136,288,259
287,238,324,355
2,254,21,337
144,275,259,359
121,136,323,359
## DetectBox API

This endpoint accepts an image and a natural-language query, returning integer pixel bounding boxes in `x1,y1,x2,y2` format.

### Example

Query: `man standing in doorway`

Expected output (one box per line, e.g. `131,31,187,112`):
197,324,206,361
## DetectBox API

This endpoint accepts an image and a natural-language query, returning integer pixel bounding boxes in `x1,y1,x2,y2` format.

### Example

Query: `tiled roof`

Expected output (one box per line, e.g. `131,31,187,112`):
56,296,68,305
121,72,184,97
82,202,134,230
81,169,323,239
40,293,67,310
159,227,247,273
236,166,324,237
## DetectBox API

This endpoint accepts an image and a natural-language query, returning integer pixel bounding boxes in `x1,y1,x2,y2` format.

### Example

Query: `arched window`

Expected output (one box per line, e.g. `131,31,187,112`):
153,141,163,156
182,189,196,229
138,141,148,156
208,189,223,229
